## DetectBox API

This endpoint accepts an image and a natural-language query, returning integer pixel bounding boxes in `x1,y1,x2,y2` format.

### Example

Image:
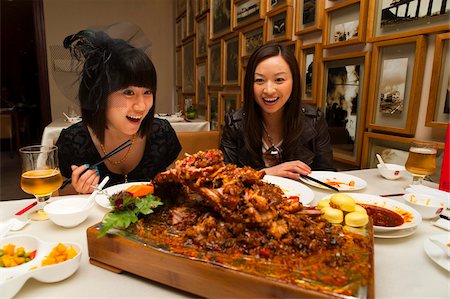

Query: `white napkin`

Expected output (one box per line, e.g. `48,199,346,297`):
406,185,450,208
0,218,30,237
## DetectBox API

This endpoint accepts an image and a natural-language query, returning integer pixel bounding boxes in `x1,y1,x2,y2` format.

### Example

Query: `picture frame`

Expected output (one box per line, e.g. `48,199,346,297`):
208,91,220,131
219,92,241,129
284,39,300,59
176,0,187,19
367,0,450,43
265,6,293,43
176,49,182,88
196,14,208,59
210,0,232,40
361,132,444,183
239,21,265,58
196,61,207,108
182,38,195,93
232,0,265,30
366,35,427,135
208,41,222,87
295,0,324,35
322,0,367,49
320,51,371,166
186,0,196,37
265,0,293,14
299,42,322,105
223,34,240,86
426,32,450,128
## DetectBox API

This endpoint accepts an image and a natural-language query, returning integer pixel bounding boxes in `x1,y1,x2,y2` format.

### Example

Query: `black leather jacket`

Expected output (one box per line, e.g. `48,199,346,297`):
219,105,335,171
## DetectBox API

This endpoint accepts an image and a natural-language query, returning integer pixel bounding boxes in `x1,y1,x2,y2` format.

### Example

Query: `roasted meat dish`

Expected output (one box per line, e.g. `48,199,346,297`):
130,149,372,296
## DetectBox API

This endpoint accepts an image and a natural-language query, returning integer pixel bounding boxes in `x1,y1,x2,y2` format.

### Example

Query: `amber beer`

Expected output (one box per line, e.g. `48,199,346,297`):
21,169,63,197
405,146,437,176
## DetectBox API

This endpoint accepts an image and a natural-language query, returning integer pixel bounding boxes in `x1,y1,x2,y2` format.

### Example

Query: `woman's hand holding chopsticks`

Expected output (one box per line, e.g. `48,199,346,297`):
70,164,100,194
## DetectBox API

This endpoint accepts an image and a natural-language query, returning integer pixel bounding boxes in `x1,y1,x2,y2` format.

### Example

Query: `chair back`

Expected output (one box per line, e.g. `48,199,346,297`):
175,131,220,161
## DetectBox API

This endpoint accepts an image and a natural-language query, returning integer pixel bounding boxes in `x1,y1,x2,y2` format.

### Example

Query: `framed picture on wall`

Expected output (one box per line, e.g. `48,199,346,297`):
208,41,222,87
195,0,202,17
223,35,240,86
284,39,300,58
265,6,293,43
176,0,186,18
426,32,450,128
299,43,322,105
176,49,182,88
265,0,292,14
196,14,208,58
210,0,232,40
367,0,450,42
220,92,240,129
208,91,220,131
366,35,427,135
323,0,367,49
186,0,195,37
196,61,207,106
321,51,371,166
182,38,195,93
295,0,324,35
233,0,265,30
240,21,264,58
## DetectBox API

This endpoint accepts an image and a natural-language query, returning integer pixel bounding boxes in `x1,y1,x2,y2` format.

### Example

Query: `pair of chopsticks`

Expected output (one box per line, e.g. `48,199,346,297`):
60,139,132,189
299,174,339,192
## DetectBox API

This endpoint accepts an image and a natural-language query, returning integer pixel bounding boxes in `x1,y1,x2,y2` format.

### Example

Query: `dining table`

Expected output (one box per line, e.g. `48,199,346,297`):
41,117,210,146
1,169,448,298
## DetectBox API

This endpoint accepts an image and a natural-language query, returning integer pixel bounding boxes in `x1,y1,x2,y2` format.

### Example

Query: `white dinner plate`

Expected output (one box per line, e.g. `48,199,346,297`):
300,171,367,191
320,193,422,232
262,175,314,206
95,182,150,210
424,234,450,272
373,227,417,239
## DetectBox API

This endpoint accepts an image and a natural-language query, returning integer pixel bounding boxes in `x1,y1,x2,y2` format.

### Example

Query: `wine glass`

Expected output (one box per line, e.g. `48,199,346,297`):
405,141,438,185
19,145,63,220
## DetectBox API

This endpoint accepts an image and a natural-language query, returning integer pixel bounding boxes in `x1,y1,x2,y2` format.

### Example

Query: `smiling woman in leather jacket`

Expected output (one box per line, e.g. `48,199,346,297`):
219,43,335,180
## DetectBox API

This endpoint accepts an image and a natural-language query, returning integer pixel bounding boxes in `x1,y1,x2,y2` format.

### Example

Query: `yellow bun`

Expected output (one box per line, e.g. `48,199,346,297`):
354,204,367,214
322,207,343,224
345,212,369,227
330,193,356,212
317,199,331,210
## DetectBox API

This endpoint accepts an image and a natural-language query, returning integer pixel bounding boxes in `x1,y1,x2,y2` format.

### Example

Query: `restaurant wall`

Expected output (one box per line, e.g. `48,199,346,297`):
43,0,176,121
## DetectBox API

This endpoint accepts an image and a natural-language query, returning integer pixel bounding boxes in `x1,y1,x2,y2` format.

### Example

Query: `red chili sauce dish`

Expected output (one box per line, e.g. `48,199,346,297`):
358,203,405,227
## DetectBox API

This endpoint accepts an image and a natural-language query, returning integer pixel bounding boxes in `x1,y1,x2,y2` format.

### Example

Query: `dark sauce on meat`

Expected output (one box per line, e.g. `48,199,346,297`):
359,204,404,227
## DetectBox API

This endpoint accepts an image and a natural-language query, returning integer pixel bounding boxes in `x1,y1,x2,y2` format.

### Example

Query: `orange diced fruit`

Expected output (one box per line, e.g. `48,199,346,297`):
126,184,154,197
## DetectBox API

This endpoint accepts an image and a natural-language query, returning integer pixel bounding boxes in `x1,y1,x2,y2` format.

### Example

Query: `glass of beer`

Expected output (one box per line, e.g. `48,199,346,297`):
405,141,438,185
19,145,63,220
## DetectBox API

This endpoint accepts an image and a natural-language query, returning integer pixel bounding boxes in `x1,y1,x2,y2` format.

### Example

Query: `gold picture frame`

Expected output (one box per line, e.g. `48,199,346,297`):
223,34,240,86
265,0,293,14
426,32,450,128
176,0,187,19
210,0,232,40
232,0,265,30
366,35,427,135
239,21,264,59
367,0,450,43
182,38,196,93
208,41,222,87
295,0,324,35
186,0,196,38
265,6,293,43
320,51,371,166
299,42,322,105
196,14,208,59
196,61,207,114
322,0,367,49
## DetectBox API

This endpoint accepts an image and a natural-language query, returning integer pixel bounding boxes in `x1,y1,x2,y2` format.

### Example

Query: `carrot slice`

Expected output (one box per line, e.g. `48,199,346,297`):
125,184,154,197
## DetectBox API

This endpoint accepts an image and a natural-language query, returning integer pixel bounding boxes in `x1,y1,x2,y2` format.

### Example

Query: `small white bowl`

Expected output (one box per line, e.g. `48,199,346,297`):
44,195,93,228
377,163,406,180
402,193,446,219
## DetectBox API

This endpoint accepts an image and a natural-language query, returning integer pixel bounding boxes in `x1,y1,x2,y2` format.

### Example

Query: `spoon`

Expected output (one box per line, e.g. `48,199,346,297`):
376,153,387,168
0,219,31,237
81,176,110,210
429,236,450,258
62,112,71,121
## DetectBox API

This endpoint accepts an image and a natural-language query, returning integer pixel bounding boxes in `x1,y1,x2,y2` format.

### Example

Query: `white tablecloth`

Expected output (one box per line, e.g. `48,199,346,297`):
1,169,448,298
41,118,210,146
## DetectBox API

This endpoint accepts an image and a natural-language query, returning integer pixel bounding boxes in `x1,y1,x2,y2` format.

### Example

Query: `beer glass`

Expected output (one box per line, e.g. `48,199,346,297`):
405,141,438,185
19,145,63,220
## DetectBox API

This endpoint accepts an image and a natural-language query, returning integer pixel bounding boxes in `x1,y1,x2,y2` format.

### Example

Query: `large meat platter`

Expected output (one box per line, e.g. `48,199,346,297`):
87,150,374,298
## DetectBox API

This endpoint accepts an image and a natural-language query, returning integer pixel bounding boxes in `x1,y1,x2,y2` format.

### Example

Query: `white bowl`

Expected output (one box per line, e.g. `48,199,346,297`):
377,163,406,180
44,195,93,228
0,234,82,299
402,193,446,219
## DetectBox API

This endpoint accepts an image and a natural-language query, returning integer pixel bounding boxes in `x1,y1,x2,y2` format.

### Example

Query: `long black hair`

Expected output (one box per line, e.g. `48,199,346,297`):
63,30,156,143
242,43,303,163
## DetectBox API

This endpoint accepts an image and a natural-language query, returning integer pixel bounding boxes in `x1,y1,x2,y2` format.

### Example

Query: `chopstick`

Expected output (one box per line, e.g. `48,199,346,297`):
15,201,37,216
379,193,405,197
60,139,132,189
299,174,340,192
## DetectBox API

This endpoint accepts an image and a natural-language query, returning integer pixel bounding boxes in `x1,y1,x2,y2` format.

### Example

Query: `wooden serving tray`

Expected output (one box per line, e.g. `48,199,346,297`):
87,223,374,299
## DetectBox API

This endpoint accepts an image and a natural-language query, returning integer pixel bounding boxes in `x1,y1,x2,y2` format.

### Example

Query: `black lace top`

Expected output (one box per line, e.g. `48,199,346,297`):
56,119,181,188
